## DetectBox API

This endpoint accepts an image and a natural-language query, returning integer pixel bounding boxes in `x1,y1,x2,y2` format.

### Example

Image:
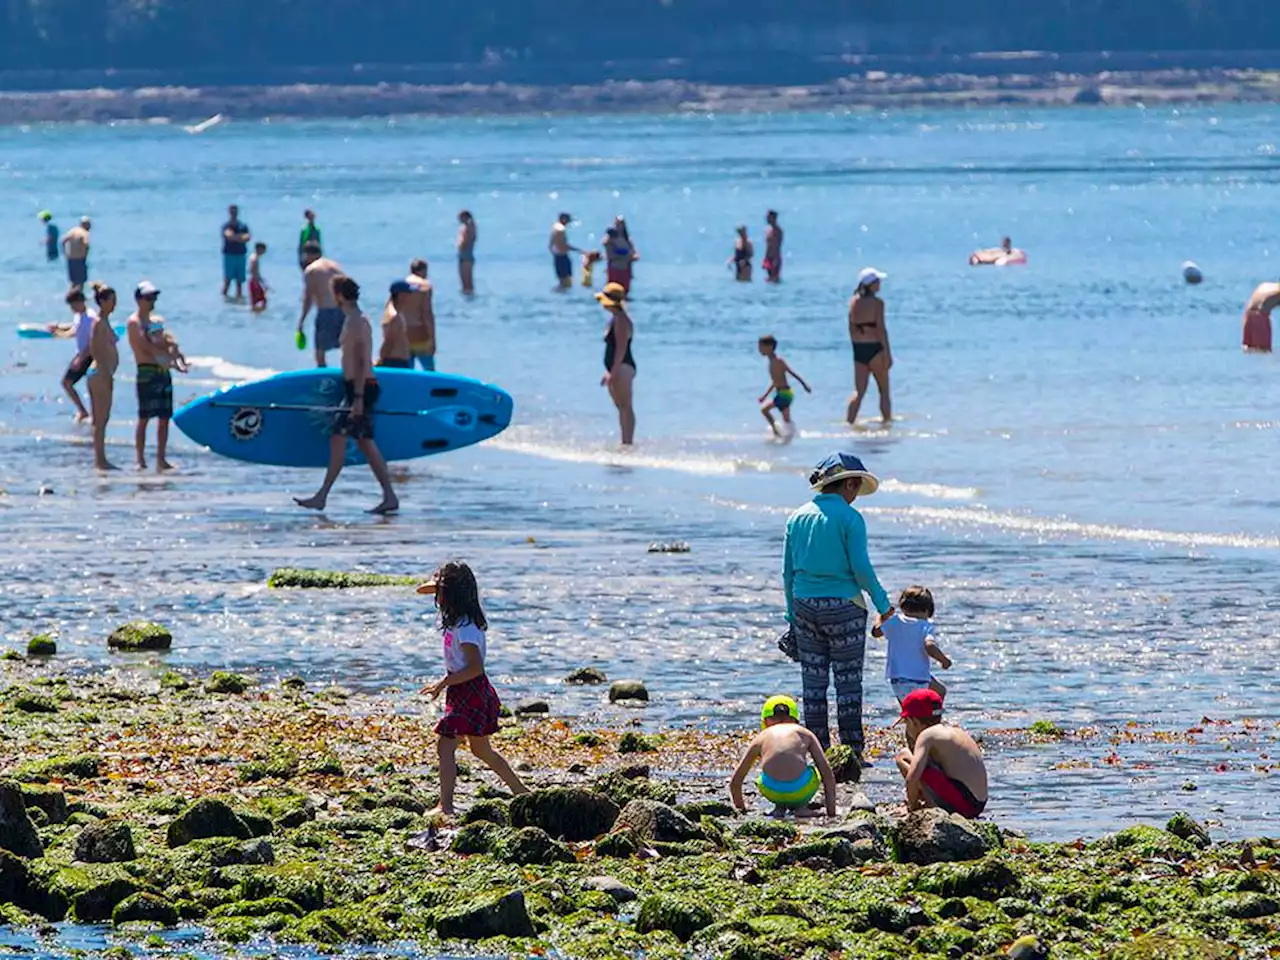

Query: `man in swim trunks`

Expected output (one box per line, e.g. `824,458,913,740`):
298,209,322,271
763,210,784,283
298,243,346,367
731,695,837,817
61,217,91,287
895,689,988,819
221,205,251,299
548,213,579,290
1242,280,1280,353
457,211,477,295
400,259,436,371
127,281,176,472
293,274,399,515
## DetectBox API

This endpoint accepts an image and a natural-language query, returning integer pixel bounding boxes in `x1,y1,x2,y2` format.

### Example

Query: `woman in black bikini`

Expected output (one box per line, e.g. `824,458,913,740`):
597,281,636,445
729,225,753,282
846,267,892,427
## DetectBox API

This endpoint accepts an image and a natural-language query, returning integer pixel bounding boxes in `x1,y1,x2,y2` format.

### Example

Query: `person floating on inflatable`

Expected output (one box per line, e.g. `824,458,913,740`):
729,695,838,817
1242,280,1279,353
969,236,1027,267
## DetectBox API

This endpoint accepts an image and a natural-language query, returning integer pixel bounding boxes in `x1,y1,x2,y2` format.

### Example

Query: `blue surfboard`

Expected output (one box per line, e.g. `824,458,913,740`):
174,368,513,468
18,324,126,339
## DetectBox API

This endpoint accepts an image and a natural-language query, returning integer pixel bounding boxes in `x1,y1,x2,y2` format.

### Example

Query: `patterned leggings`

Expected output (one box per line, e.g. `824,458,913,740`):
792,597,868,752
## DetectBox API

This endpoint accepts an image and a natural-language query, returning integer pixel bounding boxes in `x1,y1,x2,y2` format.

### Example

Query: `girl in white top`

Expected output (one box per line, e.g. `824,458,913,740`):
873,585,952,704
419,561,529,818
51,287,95,421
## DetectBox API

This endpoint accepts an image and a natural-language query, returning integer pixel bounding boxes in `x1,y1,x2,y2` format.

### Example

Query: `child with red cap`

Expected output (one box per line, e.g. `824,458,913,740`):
895,689,988,819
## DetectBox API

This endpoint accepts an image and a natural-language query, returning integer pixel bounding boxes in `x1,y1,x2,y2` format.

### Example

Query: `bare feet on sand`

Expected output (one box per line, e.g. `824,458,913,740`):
367,497,400,515
293,495,327,511
95,460,119,471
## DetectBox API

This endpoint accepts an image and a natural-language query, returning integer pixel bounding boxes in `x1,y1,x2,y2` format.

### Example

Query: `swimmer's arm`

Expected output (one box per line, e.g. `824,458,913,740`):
784,362,811,393
729,738,762,812
297,279,314,331
805,728,839,817
1263,291,1280,313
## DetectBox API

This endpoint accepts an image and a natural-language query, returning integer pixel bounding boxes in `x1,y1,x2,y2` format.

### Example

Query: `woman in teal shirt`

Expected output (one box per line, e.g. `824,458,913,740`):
783,452,893,758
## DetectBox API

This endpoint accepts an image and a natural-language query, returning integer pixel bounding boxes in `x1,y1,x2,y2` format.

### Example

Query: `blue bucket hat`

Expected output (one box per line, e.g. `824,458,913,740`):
809,452,880,495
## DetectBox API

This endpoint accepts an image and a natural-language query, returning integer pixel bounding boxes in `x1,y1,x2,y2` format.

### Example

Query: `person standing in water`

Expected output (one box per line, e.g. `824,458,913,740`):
729,225,754,282
377,281,413,369
604,217,638,293
221,205,251,299
87,282,120,471
298,243,346,367
763,210,784,283
127,281,175,472
298,209,322,271
758,335,810,438
597,281,636,446
402,259,437,371
40,212,59,263
457,211,477,295
61,217,91,288
846,268,893,427
549,213,578,290
49,287,94,422
249,242,269,313
294,275,399,515
1242,280,1280,353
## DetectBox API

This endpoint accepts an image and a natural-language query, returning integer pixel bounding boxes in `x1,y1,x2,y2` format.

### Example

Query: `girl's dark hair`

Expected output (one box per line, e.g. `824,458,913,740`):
434,561,487,631
65,286,86,304
899,585,935,618
90,281,115,306
332,275,360,302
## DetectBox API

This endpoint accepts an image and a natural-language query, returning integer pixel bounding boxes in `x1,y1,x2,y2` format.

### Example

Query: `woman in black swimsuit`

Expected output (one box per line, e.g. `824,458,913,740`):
597,281,636,445
847,267,892,427
729,225,753,282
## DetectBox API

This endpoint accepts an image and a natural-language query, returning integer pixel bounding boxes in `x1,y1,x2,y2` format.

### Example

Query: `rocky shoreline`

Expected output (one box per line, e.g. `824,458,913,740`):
2,68,1279,125
0,637,1276,958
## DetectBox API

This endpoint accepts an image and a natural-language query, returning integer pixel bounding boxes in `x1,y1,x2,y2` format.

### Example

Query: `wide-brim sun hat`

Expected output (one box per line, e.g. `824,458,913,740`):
595,282,627,309
809,451,880,495
858,267,887,288
415,579,438,596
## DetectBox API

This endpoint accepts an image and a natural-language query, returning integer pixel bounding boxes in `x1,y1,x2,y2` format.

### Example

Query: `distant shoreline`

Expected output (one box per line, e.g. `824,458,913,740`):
2,67,1278,125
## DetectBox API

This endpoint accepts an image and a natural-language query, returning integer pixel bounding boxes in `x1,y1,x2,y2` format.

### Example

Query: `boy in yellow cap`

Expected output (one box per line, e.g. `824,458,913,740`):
729,695,838,817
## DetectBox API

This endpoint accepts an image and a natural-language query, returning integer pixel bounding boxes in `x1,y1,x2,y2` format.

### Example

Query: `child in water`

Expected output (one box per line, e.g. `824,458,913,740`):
730,696,837,817
757,335,811,437
419,561,529,817
581,250,601,287
249,242,268,313
873,585,952,704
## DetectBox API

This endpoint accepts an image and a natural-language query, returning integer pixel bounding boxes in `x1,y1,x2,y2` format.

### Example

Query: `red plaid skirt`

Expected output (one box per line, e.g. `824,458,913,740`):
435,674,502,738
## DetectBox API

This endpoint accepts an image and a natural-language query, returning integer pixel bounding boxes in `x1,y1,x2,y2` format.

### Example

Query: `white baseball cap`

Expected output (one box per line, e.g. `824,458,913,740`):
135,280,161,297
858,267,887,287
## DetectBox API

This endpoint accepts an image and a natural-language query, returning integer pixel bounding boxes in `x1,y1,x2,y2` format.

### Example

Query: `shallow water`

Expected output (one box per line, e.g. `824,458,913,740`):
1,107,1278,841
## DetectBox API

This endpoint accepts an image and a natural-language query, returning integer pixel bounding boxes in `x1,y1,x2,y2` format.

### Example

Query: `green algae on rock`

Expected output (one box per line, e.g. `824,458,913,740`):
0,781,45,859
166,798,252,847
106,621,172,651
73,822,136,863
510,787,619,841
25,635,56,657
267,568,419,589
205,671,251,694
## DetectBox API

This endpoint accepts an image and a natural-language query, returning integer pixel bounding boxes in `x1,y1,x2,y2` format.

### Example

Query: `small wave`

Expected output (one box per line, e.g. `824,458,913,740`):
878,480,979,501
488,436,773,476
875,505,1280,551
185,356,277,382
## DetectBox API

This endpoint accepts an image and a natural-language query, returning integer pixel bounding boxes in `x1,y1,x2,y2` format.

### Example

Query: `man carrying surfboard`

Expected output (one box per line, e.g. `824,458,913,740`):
298,243,346,368
293,275,399,516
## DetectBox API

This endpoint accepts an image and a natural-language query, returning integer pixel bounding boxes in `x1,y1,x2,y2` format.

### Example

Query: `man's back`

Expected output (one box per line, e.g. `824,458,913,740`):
305,258,341,308
920,724,987,800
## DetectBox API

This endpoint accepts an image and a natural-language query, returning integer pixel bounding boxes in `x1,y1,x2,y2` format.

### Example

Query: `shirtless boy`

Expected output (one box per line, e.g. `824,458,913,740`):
457,211,477,295
127,281,176,472
757,335,811,437
895,689,988,819
1243,280,1280,353
549,213,578,290
293,275,399,515
377,281,413,368
249,242,269,313
401,260,436,371
763,211,784,283
730,696,837,817
298,243,345,367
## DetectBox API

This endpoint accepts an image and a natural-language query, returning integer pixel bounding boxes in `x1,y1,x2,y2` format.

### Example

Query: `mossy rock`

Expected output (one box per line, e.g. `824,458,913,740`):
167,798,252,847
113,891,179,926
825,744,861,784
678,800,737,820
492,826,576,865
1101,824,1196,858
0,651,23,662
435,889,534,940
510,787,619,841
618,731,658,754
210,896,305,919
106,621,172,651
450,821,502,855
1199,891,1280,919
565,667,608,685
159,670,191,691
26,635,56,657
303,754,344,776
591,771,677,809
238,751,298,783
1167,812,1211,848
766,837,856,869
0,848,66,919
18,784,67,824
636,893,714,941
206,671,251,694
461,798,510,826
74,821,136,863
71,877,143,922
254,794,317,830
614,799,701,843
9,690,58,713
735,819,798,843
912,855,1020,900
1111,933,1238,960
267,568,418,589
595,828,640,858
573,732,604,747
0,780,44,858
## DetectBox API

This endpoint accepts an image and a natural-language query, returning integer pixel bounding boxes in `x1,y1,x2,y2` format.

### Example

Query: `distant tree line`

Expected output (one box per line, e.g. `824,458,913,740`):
1,0,1274,74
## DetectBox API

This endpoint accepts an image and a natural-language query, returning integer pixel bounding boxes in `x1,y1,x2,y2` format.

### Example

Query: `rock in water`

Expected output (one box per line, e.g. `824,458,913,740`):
564,666,608,685
166,798,252,847
106,621,172,651
1182,261,1203,285
582,876,637,903
825,744,862,784
647,541,691,553
1166,811,1211,848
435,889,534,940
513,700,550,715
608,679,649,703
75,822,136,863
0,781,44,858
891,808,993,864
26,635,56,656
614,799,701,843
509,787,620,841
112,892,178,926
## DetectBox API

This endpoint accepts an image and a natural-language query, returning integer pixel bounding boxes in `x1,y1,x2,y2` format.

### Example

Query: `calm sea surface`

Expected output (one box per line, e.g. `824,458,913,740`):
1,107,1278,842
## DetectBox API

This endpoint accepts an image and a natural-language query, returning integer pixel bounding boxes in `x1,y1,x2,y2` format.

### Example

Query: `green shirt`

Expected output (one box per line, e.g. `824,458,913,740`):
298,223,322,253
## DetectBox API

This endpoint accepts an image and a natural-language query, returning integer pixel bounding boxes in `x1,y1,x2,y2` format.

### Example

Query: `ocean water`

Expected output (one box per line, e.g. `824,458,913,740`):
1,107,1278,840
